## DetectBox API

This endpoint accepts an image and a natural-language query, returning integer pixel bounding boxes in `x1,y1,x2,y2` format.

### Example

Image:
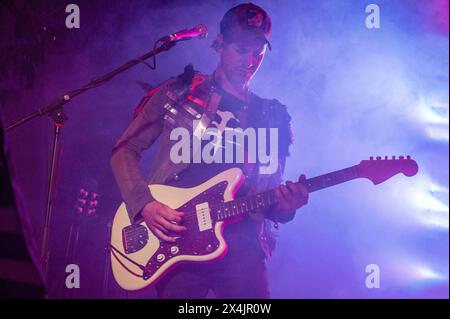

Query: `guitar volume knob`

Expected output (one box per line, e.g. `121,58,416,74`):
170,246,179,255
157,254,166,262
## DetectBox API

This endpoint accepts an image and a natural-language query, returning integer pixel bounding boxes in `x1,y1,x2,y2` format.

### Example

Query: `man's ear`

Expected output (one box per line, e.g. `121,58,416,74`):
212,33,225,53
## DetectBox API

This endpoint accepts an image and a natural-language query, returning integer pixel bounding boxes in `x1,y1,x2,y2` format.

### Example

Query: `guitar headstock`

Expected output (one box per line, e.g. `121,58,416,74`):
73,177,99,218
358,155,419,185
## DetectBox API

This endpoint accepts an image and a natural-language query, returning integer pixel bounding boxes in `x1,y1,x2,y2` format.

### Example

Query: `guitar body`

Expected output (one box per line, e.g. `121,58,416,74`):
110,168,244,291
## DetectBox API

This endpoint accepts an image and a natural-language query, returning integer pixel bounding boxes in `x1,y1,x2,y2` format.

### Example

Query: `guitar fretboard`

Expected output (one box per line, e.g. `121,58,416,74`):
305,165,359,192
215,165,360,221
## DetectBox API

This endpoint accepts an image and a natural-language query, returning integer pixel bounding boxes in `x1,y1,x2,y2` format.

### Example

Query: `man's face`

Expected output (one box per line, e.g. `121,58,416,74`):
218,37,267,87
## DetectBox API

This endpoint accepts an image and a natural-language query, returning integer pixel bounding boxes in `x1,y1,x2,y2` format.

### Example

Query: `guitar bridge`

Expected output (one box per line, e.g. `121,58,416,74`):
122,224,149,254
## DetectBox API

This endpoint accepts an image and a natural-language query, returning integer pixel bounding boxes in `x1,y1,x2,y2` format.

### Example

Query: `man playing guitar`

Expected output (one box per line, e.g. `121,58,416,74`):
110,2,309,298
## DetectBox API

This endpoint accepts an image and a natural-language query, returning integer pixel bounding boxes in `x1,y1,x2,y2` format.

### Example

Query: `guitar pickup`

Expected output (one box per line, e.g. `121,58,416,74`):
195,202,212,232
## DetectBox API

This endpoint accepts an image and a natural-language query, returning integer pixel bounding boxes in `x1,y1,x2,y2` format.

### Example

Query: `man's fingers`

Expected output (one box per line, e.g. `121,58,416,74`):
160,206,184,223
286,181,300,195
150,225,177,242
274,187,282,202
300,184,309,198
274,175,310,213
279,184,292,202
286,181,304,204
297,184,309,205
286,178,309,205
158,216,187,233
296,175,309,202
279,184,289,196
150,222,170,235
170,214,183,223
274,187,287,208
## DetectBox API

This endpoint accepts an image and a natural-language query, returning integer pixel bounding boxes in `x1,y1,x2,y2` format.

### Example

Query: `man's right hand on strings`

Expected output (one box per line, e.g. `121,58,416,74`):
141,201,187,242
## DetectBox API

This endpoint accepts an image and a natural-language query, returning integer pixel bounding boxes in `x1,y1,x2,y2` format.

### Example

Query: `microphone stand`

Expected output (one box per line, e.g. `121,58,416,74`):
5,39,177,289
103,221,112,298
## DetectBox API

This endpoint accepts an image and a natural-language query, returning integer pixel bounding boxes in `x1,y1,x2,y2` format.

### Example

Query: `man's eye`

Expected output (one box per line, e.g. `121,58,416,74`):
237,47,249,54
235,45,265,56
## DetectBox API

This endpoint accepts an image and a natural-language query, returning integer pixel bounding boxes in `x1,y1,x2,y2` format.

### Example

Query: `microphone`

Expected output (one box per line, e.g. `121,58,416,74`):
160,24,208,42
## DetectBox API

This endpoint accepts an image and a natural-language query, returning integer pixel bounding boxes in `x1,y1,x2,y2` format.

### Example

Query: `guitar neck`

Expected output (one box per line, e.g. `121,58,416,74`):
305,165,359,192
215,165,360,221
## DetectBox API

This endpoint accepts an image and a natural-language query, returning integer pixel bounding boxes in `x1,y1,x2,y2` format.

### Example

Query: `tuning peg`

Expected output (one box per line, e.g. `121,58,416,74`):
79,189,88,198
392,156,396,160
407,155,411,159
399,156,404,160
370,156,374,160
385,156,389,160
376,156,381,160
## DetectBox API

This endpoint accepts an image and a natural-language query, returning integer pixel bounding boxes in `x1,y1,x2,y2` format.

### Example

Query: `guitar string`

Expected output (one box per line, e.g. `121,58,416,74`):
129,195,274,229
124,169,361,237
124,165,373,236
123,198,274,238
123,171,349,236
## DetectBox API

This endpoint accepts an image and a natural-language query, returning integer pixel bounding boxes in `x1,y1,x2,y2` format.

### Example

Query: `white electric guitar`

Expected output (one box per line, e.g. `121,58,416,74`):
110,155,418,291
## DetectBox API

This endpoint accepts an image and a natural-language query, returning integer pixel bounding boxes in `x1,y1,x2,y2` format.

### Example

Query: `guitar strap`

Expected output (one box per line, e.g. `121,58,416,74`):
192,86,221,140
154,71,222,185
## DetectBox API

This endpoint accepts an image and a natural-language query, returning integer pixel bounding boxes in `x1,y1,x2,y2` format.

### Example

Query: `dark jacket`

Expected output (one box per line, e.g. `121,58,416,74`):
110,66,296,257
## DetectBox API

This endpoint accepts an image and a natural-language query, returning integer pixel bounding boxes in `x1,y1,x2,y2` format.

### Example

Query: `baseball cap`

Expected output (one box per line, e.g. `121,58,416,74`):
220,3,272,50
